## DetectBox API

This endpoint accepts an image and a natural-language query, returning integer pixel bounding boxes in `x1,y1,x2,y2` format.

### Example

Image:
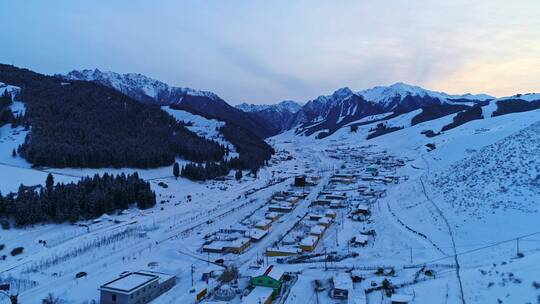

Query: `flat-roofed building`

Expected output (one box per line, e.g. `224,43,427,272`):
99,270,176,304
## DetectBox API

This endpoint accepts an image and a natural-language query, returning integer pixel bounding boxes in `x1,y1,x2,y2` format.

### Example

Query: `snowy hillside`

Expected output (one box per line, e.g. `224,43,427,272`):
162,106,239,159
359,82,493,108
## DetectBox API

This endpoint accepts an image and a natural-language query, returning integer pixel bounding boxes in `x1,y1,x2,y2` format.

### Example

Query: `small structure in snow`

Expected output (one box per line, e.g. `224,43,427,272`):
294,175,307,187
330,272,352,299
352,234,368,247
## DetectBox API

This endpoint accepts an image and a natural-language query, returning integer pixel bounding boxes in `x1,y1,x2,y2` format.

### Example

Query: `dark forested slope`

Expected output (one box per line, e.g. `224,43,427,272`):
0,64,226,168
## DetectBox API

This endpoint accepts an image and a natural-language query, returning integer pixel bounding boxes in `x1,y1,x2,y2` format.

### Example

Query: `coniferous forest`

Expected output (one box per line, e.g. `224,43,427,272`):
0,173,155,227
0,90,14,126
0,64,226,168
180,123,274,181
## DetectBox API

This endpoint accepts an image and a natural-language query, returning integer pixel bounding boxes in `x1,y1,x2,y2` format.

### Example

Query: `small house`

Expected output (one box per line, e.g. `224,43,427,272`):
223,238,251,254
248,229,268,242
251,265,285,295
330,272,352,299
294,176,307,187
265,212,280,222
300,235,319,252
352,234,368,247
255,219,272,231
352,204,370,215
325,210,336,219
202,241,226,254
317,217,332,228
309,225,325,238
286,197,300,204
268,204,293,213
311,199,331,206
330,200,345,209
308,213,324,221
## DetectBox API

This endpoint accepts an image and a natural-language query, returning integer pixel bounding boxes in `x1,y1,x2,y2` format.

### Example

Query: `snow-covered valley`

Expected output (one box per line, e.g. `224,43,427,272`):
1,89,540,304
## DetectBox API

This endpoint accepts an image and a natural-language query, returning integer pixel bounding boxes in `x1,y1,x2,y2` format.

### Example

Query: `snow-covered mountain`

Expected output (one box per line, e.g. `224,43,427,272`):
63,69,277,138
236,100,303,132
359,82,493,108
64,69,220,104
290,83,495,137
237,100,302,113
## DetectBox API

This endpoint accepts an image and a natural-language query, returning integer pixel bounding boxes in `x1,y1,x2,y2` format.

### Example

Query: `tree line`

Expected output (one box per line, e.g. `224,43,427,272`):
0,173,155,227
179,123,274,181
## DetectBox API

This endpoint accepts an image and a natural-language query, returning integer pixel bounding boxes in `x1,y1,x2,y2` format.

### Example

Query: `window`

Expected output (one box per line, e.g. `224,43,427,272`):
112,294,117,302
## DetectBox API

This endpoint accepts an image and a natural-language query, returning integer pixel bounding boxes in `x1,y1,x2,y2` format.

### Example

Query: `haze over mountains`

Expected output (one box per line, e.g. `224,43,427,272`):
65,69,522,137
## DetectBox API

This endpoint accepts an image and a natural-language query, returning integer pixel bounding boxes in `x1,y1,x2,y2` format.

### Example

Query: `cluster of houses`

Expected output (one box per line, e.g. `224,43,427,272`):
266,177,358,256
201,185,312,257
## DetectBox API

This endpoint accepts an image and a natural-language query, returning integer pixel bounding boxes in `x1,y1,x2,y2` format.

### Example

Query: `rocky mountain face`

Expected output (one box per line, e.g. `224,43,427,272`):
236,100,302,132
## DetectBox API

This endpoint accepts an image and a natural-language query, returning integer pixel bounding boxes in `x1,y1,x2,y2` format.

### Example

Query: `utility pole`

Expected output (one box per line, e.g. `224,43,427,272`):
324,248,327,271
516,237,521,256
410,247,413,264
191,265,194,287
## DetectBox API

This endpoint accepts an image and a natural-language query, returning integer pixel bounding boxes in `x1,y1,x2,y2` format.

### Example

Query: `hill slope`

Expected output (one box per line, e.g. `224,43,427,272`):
0,64,226,168
64,69,277,138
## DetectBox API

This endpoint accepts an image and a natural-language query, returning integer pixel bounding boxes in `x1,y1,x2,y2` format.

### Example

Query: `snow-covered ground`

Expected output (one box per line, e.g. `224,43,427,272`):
2,91,540,303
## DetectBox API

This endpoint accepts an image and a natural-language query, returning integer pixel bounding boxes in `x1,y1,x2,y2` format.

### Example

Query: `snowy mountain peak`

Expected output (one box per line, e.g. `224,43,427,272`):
358,82,494,106
236,100,302,113
63,69,221,102
332,87,354,99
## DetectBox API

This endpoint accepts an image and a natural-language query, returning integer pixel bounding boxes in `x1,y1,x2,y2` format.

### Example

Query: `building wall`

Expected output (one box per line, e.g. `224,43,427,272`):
100,291,129,304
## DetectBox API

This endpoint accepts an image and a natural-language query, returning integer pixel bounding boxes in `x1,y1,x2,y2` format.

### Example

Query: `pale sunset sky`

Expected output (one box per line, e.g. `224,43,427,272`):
1,0,539,104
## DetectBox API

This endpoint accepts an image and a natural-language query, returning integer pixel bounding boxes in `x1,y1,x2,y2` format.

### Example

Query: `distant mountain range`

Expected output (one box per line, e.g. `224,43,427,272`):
288,82,495,136
64,69,540,140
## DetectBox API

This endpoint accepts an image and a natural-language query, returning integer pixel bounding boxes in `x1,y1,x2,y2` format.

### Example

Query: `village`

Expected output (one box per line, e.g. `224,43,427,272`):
90,144,426,304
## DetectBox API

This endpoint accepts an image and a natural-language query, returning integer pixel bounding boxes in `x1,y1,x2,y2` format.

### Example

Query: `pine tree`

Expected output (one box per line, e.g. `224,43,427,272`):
0,91,11,107
12,148,16,157
173,162,180,179
235,170,242,181
46,173,54,193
